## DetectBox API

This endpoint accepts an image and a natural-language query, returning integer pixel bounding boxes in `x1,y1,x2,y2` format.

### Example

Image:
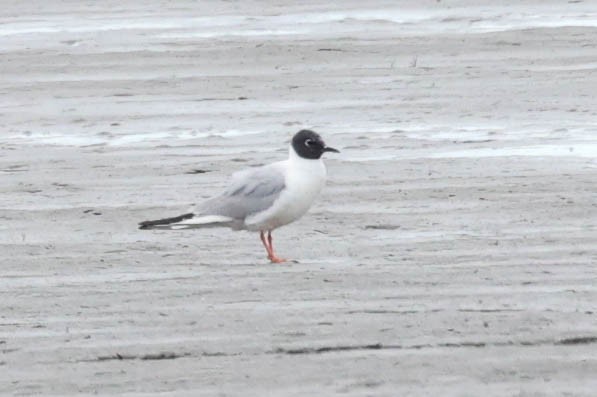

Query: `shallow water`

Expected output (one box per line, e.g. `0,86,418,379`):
2,1,596,157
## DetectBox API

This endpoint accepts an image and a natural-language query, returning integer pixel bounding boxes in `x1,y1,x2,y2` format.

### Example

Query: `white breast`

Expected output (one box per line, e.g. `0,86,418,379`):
246,154,327,231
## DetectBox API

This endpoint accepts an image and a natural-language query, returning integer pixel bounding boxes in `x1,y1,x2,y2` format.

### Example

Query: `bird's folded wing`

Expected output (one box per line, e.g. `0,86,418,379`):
199,162,286,221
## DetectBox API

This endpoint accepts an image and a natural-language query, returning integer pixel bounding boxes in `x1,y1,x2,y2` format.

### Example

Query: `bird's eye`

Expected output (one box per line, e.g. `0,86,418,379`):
305,139,315,147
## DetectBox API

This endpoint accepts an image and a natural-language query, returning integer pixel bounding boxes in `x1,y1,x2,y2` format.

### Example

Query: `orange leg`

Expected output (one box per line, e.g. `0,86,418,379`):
260,231,273,258
267,231,286,263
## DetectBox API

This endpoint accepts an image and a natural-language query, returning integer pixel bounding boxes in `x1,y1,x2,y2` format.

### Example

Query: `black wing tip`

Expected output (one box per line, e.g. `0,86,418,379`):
138,212,195,230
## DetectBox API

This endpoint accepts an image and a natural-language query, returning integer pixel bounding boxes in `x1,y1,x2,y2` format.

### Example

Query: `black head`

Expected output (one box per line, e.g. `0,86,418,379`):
291,129,339,160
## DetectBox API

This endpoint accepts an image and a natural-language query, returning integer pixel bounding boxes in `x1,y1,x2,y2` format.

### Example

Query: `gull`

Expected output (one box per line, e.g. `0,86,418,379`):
139,130,339,263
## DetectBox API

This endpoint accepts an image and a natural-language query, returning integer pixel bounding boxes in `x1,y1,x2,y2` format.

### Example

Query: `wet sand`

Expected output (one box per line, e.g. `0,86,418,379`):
1,1,597,395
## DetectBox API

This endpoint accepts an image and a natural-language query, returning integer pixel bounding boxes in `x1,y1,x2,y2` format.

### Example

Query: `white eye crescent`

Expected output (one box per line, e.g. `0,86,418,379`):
305,139,315,147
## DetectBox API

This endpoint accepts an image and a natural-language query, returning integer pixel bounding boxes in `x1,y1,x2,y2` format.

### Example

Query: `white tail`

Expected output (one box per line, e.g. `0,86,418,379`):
165,215,234,230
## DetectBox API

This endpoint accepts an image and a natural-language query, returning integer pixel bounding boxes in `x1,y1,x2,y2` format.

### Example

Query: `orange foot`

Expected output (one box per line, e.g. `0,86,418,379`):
268,255,287,264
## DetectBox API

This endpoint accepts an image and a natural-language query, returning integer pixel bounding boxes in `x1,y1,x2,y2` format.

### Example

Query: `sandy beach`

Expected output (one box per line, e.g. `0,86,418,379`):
1,1,597,395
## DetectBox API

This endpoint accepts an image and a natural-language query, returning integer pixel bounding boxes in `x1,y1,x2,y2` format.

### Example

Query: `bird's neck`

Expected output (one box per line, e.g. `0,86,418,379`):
288,145,326,175
288,145,321,164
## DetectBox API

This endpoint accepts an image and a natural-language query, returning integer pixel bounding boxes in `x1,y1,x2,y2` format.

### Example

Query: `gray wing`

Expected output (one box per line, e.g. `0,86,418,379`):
199,163,286,221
